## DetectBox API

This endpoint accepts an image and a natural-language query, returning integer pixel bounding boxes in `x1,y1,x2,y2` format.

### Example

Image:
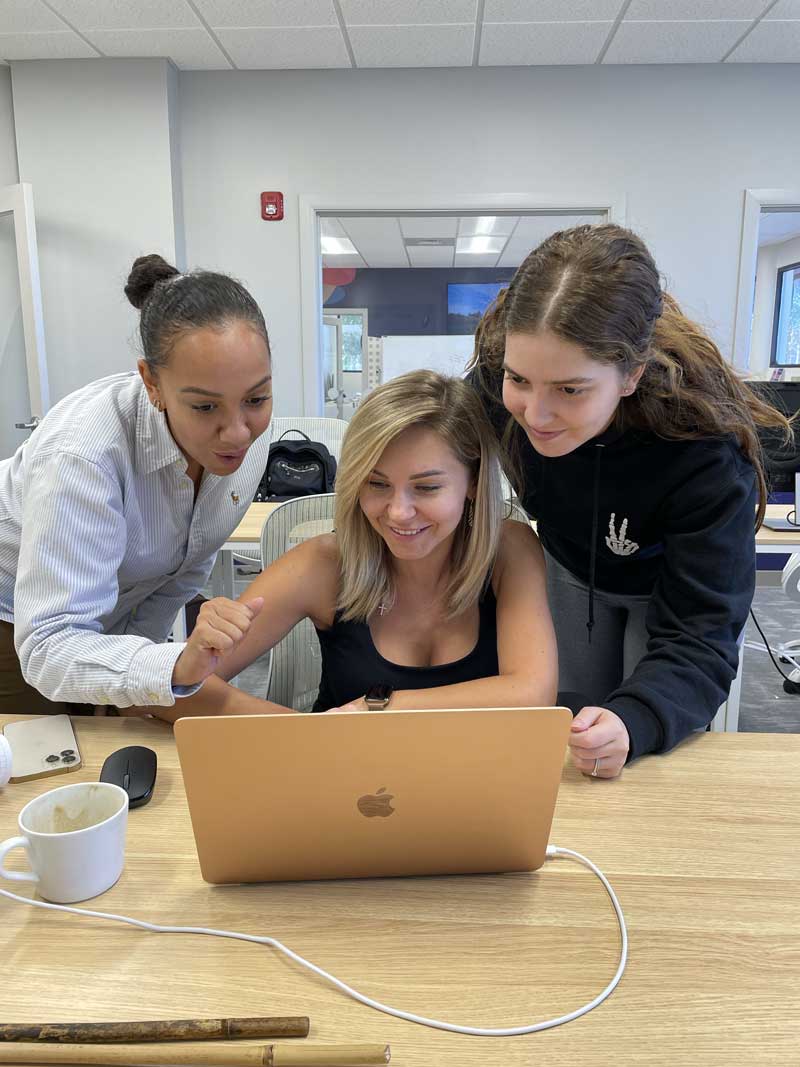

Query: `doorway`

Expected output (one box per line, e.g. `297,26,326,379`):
301,197,624,415
0,183,49,458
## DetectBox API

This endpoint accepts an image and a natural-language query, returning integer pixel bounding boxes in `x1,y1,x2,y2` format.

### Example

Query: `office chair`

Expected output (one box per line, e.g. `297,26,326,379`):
260,493,337,712
741,551,800,694
258,492,526,712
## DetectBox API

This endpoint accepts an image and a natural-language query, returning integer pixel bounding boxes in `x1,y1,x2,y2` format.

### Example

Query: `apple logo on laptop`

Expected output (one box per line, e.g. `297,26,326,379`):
357,787,395,818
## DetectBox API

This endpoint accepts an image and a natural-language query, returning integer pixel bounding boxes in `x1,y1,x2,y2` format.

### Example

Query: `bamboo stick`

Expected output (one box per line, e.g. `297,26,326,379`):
0,1043,391,1067
0,1022,310,1044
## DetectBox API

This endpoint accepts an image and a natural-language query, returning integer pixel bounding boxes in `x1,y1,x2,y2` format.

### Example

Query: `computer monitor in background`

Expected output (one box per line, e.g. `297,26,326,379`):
748,381,800,531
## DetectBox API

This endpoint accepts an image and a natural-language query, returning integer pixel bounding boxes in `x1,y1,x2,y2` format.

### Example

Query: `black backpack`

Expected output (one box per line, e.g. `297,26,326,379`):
254,429,337,502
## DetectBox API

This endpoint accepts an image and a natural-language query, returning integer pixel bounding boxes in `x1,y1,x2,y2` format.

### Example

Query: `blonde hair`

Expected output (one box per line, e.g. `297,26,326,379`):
469,223,793,527
335,370,505,621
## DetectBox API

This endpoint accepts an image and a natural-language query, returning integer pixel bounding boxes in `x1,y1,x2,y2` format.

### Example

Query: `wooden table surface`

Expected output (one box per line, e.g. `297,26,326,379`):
1,716,798,1066
227,502,800,549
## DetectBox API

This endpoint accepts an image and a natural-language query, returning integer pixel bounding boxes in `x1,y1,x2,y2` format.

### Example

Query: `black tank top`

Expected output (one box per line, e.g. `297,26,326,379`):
312,586,498,712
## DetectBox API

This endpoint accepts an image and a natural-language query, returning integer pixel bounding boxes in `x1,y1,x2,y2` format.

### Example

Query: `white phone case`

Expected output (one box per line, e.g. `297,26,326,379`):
3,715,82,783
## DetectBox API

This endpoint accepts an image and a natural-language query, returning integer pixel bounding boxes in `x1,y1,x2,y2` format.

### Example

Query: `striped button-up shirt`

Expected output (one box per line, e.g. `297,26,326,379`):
0,373,271,707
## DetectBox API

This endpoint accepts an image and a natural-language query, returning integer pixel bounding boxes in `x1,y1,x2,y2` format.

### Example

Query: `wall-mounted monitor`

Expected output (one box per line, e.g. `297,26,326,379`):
447,282,507,335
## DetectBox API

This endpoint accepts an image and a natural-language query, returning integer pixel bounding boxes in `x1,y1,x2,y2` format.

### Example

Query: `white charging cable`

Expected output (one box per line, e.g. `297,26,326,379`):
0,844,626,1036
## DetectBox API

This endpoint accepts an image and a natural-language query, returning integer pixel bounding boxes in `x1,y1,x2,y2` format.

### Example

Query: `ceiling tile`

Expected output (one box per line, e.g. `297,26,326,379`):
192,1,337,28
217,25,350,66
758,211,800,246
0,30,97,58
399,217,459,238
454,252,501,266
46,1,198,30
456,235,507,254
512,213,602,240
349,23,474,66
0,1,65,33
625,0,767,17
604,19,748,62
321,253,366,267
407,245,455,266
485,0,623,20
85,27,230,66
459,215,518,236
497,214,603,264
320,218,347,237
480,20,611,65
340,0,477,24
766,0,800,15
339,217,408,267
726,18,800,59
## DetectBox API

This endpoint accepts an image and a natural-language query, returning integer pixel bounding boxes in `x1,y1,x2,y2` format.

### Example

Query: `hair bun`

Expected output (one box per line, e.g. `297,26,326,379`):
124,253,179,310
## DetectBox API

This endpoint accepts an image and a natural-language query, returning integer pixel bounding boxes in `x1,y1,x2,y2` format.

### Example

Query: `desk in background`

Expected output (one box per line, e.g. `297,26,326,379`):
1,715,798,1066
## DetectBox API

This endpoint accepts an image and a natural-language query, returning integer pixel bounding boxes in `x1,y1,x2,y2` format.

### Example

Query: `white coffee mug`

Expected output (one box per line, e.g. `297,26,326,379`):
0,781,128,903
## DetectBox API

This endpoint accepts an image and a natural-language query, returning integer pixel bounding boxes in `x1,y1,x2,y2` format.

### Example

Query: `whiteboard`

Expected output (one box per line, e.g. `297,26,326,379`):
381,334,474,383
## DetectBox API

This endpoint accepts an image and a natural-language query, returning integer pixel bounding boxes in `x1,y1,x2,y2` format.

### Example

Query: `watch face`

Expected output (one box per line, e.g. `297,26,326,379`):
365,684,393,704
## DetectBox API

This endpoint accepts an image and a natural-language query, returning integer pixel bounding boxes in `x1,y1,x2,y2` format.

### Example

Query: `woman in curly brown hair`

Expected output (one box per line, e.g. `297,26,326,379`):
0,254,273,715
469,223,791,779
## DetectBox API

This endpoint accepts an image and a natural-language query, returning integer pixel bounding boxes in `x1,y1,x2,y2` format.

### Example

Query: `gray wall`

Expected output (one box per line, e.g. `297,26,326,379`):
179,64,800,415
0,68,18,187
0,65,27,459
5,61,800,415
11,59,182,402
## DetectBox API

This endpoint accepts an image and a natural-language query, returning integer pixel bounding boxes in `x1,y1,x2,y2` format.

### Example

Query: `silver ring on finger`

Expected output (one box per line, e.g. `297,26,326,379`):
591,758,601,777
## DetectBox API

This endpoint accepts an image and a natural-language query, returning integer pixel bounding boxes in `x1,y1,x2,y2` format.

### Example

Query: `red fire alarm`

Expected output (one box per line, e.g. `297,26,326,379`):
260,192,284,221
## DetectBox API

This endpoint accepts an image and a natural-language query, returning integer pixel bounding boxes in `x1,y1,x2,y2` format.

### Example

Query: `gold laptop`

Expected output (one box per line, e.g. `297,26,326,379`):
174,707,572,884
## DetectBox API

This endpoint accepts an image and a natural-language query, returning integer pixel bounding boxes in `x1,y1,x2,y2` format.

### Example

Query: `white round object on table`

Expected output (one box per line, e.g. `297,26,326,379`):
0,733,11,787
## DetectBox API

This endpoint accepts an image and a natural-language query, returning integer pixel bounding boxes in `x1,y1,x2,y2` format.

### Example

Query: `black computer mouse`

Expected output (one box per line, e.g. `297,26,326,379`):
99,745,157,808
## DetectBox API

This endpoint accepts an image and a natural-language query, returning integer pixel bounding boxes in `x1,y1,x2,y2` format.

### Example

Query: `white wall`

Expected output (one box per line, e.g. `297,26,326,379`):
178,64,800,416
0,68,18,188
0,66,28,459
4,62,800,414
11,59,182,402
751,235,800,374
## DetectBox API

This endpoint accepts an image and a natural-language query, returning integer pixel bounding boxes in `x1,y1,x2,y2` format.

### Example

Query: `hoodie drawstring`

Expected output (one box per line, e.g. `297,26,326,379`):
587,443,605,645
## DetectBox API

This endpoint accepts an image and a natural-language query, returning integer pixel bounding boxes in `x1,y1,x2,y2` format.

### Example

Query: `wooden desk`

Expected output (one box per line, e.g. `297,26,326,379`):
223,502,800,556
1,717,798,1066
757,503,800,553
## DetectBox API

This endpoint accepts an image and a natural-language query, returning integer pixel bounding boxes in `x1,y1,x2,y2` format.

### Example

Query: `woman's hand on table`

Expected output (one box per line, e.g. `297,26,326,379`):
569,706,630,779
172,596,264,688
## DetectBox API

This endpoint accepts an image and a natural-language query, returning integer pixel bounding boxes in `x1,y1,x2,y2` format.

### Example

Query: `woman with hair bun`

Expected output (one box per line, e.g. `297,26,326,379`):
469,224,792,778
0,253,273,713
164,370,557,720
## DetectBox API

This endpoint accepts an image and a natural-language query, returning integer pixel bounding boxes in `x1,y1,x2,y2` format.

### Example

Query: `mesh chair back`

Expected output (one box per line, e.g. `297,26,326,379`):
260,493,337,712
269,416,349,461
505,498,529,525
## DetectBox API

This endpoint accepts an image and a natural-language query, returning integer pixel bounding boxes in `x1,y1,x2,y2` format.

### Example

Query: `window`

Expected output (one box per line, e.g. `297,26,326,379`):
771,260,800,367
341,314,363,372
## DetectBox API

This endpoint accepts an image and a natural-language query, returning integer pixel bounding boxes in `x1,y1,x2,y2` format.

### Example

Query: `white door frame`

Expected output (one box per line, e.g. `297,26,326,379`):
299,194,627,416
732,188,800,371
0,183,49,423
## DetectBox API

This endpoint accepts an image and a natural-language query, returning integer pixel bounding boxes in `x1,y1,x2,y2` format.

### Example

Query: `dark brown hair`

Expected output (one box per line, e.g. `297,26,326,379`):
469,223,792,526
125,253,270,370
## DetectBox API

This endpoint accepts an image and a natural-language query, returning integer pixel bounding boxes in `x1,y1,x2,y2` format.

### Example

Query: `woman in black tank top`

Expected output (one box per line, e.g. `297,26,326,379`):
164,371,557,719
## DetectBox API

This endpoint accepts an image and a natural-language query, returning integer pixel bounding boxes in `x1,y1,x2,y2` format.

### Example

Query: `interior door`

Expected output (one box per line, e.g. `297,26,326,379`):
322,316,343,418
0,183,49,459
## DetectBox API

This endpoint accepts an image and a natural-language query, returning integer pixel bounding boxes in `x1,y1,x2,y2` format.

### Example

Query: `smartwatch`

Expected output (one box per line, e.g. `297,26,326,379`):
364,684,393,710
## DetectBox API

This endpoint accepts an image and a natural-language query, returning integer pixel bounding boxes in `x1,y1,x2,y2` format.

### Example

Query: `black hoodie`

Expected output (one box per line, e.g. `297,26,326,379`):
476,381,757,761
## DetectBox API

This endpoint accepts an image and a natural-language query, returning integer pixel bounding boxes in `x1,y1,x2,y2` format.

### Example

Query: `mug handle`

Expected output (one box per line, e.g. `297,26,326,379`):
0,836,38,884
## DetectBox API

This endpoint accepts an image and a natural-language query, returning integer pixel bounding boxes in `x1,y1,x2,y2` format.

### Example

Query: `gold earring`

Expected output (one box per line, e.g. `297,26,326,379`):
467,499,475,528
